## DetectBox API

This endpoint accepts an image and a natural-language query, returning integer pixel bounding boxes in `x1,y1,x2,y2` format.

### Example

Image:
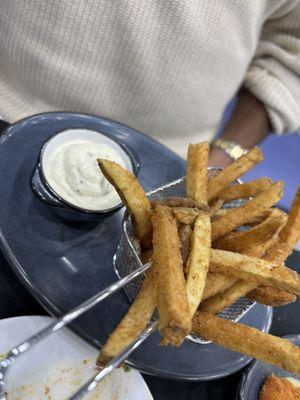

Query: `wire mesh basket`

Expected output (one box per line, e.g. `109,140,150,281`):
113,170,255,344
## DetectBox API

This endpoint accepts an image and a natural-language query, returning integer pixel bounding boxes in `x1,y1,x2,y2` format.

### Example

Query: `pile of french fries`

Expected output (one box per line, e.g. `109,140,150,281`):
96,142,300,375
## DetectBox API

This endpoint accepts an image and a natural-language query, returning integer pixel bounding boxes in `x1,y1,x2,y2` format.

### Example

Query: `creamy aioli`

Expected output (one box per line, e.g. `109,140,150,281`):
44,140,127,210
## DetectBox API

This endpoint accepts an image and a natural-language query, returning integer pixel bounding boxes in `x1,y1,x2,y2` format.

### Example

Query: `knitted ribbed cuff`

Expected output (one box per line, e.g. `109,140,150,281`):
244,65,300,134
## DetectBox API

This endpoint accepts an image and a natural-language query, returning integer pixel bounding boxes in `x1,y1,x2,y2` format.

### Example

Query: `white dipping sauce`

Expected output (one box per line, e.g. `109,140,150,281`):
44,140,127,211
286,377,300,388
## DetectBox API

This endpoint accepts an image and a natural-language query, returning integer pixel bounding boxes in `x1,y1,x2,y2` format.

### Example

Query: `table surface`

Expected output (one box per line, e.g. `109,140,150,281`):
0,118,299,399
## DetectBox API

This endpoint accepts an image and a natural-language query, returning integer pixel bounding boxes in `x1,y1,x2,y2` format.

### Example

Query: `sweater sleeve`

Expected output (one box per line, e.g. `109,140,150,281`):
244,0,300,134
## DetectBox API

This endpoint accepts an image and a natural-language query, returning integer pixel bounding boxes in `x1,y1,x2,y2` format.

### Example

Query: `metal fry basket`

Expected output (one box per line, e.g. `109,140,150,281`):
113,170,255,345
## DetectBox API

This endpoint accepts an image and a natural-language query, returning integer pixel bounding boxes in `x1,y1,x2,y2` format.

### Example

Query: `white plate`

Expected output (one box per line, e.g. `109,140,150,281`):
0,316,153,400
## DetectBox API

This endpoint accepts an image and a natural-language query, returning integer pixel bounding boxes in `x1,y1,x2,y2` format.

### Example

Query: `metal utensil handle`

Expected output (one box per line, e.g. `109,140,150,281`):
68,320,158,400
0,261,151,399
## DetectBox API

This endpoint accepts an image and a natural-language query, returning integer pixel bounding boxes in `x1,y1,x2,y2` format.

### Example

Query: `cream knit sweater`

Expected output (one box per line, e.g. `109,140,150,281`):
1,0,300,157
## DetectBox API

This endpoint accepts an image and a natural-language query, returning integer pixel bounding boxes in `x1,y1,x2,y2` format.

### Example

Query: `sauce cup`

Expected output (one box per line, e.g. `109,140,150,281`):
30,128,139,222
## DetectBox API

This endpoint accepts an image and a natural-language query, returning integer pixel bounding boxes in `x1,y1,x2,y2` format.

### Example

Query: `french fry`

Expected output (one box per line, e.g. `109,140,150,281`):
209,249,300,296
245,208,285,227
218,177,272,202
208,198,224,217
173,207,200,225
248,189,300,305
207,146,263,201
152,205,191,346
186,142,209,204
263,241,294,265
206,241,295,312
278,187,300,247
201,232,270,314
211,208,282,225
178,223,192,268
152,197,208,211
200,280,257,314
186,212,211,316
247,283,296,306
192,311,300,375
97,271,156,365
202,273,237,300
211,181,284,241
213,213,287,256
98,159,152,248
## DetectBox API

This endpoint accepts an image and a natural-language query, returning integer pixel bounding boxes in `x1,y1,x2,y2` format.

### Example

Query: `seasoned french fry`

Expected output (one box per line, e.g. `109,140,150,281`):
178,223,192,268
97,271,156,365
213,213,287,256
208,146,264,201
248,189,300,305
278,187,300,247
152,205,191,346
192,311,300,375
201,232,269,314
211,181,284,241
202,273,237,300
200,280,257,314
247,283,296,306
186,212,211,316
209,249,300,296
208,198,224,217
211,208,228,221
211,208,283,225
218,177,272,202
263,241,294,265
186,142,209,204
98,159,152,248
152,197,208,210
206,241,295,312
173,207,200,225
245,208,285,227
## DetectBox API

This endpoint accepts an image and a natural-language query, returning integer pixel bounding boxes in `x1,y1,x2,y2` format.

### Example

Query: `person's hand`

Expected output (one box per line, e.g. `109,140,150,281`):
209,88,270,168
208,147,232,167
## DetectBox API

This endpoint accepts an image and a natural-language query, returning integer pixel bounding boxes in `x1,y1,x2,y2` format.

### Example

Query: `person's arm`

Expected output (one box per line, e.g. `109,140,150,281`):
210,0,300,167
209,89,270,166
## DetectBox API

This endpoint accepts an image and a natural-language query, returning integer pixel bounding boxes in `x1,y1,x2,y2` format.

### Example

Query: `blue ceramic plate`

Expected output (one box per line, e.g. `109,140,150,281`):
0,112,273,380
238,334,300,399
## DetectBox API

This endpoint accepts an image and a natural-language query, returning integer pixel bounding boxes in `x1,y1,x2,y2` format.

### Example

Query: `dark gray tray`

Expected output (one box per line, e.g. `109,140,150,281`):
0,112,272,380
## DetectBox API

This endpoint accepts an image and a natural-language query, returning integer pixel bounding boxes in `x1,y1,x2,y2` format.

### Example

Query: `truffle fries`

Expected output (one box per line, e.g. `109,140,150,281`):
192,311,300,375
248,187,300,305
202,273,237,300
152,197,208,210
96,142,300,377
204,198,298,313
209,249,300,296
178,223,193,268
207,146,263,201
211,181,284,241
98,271,156,365
98,159,152,248
186,142,209,205
217,177,272,202
186,212,211,316
213,212,287,257
152,205,191,346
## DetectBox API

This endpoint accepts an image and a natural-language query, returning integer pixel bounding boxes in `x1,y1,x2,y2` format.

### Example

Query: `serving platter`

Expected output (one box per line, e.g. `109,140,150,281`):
0,112,272,380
